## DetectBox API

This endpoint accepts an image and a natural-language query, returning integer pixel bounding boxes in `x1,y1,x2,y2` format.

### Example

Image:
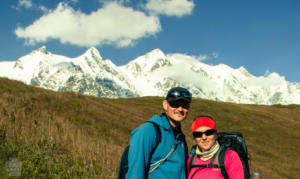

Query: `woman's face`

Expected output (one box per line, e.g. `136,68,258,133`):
194,126,217,152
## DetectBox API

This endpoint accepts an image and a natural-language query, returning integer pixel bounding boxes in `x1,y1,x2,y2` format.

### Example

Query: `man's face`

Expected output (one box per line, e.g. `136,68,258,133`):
163,100,190,123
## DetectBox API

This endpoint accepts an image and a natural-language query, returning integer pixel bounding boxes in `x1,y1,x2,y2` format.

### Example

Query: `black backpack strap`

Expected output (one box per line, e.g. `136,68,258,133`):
190,164,219,168
145,121,163,174
184,140,189,177
218,146,229,179
146,119,180,174
188,145,198,173
146,121,161,155
188,153,197,173
118,121,162,179
118,145,130,179
188,148,220,179
189,146,221,172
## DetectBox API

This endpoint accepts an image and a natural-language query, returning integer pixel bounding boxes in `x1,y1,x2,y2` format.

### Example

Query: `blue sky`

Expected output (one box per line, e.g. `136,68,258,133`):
1,0,300,82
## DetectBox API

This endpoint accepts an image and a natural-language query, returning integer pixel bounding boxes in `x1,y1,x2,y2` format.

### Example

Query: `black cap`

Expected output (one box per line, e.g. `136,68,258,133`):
166,87,192,104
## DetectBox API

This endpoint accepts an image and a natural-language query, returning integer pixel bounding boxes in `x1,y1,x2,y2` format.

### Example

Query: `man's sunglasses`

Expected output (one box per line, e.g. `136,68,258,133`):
193,129,216,138
167,91,191,101
169,101,190,109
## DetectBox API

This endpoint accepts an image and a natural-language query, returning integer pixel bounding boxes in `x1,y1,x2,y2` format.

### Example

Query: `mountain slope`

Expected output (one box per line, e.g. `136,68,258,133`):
0,77,299,178
0,47,300,104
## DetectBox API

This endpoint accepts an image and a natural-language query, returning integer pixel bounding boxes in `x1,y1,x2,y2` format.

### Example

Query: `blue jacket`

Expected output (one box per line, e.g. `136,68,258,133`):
126,113,188,179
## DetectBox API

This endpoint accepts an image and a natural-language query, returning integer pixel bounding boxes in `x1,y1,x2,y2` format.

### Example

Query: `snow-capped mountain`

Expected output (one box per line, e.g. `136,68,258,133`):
0,46,139,98
120,49,300,104
0,46,300,105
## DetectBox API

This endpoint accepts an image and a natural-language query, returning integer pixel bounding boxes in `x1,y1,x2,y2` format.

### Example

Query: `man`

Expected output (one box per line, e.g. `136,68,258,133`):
126,87,192,179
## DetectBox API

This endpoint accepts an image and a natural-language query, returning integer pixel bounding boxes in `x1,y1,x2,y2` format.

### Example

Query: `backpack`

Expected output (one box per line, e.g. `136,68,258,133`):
118,121,164,179
188,132,250,179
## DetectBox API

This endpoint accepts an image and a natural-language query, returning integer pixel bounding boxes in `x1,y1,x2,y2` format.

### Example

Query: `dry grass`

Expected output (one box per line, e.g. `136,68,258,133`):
0,77,300,178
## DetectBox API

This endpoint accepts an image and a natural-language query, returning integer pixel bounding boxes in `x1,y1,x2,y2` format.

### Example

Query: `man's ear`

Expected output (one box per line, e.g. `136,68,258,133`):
162,100,168,111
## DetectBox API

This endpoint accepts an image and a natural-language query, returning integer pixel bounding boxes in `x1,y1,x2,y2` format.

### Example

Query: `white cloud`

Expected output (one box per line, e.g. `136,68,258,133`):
199,52,219,61
191,52,220,62
19,0,33,8
99,0,130,3
14,0,50,12
264,69,271,76
15,2,161,47
168,51,219,63
196,55,208,61
14,0,33,9
247,73,285,88
144,0,194,17
38,5,49,13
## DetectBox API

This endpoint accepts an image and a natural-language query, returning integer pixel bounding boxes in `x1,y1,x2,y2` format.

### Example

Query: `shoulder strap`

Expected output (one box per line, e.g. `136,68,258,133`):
188,152,197,173
218,146,251,179
146,121,178,174
189,147,221,170
218,145,251,179
188,148,221,179
217,146,229,179
148,138,177,174
118,121,161,179
146,121,161,155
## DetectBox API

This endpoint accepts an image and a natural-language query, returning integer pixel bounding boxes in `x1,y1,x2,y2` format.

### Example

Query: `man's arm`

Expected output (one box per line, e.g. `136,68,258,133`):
126,122,158,179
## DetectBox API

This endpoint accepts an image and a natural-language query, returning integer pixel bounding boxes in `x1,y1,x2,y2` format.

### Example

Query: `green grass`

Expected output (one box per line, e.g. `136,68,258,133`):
0,77,300,178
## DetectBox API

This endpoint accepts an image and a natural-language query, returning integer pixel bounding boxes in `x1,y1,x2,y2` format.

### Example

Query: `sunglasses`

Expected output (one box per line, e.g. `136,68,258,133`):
193,129,216,138
168,91,192,101
169,101,190,109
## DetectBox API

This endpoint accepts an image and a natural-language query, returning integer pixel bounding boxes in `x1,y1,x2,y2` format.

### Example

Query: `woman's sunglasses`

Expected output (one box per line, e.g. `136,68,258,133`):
193,129,216,138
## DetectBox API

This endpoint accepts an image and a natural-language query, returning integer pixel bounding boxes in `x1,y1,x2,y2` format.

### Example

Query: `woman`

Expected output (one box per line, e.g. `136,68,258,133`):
187,116,244,179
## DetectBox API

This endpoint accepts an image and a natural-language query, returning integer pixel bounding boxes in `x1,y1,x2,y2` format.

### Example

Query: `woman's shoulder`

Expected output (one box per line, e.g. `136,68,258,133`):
223,149,245,177
224,149,240,163
225,149,240,159
226,149,238,155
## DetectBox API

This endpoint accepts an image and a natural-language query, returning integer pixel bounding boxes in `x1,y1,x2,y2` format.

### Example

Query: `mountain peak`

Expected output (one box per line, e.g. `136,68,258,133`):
37,46,49,54
84,47,102,59
124,48,170,74
150,48,164,54
144,48,165,60
238,66,252,77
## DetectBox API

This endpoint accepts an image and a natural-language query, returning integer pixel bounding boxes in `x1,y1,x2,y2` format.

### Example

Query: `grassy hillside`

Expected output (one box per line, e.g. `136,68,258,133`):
0,77,299,178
